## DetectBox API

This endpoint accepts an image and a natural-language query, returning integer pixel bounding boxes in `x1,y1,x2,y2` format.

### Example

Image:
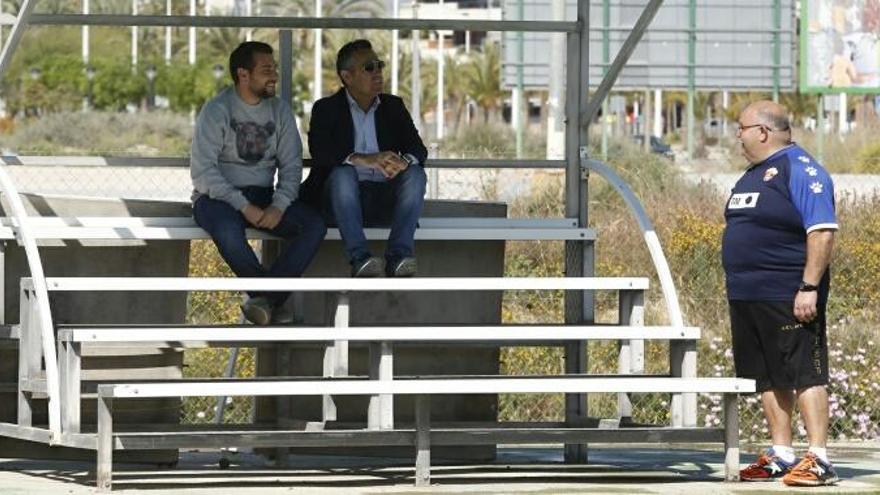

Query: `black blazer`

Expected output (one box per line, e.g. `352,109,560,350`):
301,88,428,206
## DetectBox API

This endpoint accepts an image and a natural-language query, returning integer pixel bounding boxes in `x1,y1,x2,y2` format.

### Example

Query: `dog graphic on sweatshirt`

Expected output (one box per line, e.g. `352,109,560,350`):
232,119,276,163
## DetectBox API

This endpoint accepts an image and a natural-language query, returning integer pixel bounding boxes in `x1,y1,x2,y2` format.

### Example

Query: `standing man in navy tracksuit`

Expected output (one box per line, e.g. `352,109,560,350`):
722,100,838,486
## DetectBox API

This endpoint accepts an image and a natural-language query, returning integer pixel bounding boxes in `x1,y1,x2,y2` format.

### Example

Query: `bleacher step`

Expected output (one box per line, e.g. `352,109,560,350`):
58,325,699,344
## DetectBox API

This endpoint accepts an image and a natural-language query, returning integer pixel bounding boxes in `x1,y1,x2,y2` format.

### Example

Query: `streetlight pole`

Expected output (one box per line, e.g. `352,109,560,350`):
29,67,41,117
391,0,399,95
436,0,444,141
131,0,138,69
411,1,422,134
314,0,322,102
188,0,196,65
246,0,253,41
514,0,524,158
165,0,171,64
686,0,696,160
213,63,225,93
86,64,95,111
82,0,89,66
146,64,157,110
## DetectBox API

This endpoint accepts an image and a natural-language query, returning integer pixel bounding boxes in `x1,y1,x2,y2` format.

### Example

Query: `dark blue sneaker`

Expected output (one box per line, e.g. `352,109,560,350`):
783,452,839,486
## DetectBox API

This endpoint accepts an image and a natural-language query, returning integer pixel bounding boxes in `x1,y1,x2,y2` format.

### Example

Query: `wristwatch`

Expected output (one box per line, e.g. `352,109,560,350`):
400,153,419,168
798,281,819,292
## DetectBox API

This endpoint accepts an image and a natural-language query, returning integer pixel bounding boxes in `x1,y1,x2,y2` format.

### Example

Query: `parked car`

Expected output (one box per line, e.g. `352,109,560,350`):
632,135,675,160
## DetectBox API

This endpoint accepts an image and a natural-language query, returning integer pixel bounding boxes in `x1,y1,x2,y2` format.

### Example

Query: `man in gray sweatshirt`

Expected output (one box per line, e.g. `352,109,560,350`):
191,41,326,325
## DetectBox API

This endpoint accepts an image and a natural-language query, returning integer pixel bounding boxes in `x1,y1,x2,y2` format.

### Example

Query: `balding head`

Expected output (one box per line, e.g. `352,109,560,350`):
742,101,791,140
737,100,793,164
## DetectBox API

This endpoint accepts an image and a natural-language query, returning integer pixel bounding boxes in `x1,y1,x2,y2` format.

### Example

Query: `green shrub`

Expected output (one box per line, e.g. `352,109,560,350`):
440,123,545,159
155,61,225,113
89,58,148,111
0,111,192,154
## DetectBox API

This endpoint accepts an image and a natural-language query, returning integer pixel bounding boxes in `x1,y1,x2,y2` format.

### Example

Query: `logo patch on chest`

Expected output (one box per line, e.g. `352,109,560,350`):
763,167,778,182
728,192,760,209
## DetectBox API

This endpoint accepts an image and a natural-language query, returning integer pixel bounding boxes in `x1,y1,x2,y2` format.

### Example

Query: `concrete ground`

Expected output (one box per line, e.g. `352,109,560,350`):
1,444,879,494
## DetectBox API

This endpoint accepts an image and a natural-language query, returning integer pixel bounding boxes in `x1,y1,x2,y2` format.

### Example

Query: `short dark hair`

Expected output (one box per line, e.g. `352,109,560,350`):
336,39,373,84
229,41,273,84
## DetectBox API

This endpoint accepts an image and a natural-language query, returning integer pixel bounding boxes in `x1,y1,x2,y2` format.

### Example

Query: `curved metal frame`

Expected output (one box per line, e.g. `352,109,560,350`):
0,165,62,441
585,158,684,328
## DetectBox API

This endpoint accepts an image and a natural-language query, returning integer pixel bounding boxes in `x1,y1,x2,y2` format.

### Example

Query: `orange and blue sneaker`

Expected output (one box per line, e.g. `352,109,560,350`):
739,449,795,481
783,452,839,486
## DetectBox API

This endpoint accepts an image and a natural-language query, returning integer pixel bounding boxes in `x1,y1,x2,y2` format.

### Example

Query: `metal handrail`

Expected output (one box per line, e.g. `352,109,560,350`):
584,157,684,328
0,165,61,442
1,155,566,169
29,14,578,32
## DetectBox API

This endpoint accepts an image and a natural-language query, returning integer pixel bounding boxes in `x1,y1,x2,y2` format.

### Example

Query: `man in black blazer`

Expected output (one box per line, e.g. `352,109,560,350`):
302,39,428,277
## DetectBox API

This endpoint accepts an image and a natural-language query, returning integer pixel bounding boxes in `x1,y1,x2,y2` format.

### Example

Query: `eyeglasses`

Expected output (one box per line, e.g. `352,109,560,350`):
736,122,791,135
363,60,386,73
736,123,765,135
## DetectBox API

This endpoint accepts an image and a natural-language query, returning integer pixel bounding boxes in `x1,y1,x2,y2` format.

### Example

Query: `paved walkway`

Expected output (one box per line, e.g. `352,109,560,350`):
1,444,878,494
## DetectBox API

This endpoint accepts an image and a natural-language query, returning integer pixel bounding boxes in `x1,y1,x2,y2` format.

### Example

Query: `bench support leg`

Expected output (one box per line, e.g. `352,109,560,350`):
670,340,698,427
617,290,645,423
723,393,740,482
97,394,114,492
368,341,394,430
17,288,34,427
323,294,350,422
563,234,593,463
59,341,82,433
564,340,588,463
414,395,431,487
275,342,292,467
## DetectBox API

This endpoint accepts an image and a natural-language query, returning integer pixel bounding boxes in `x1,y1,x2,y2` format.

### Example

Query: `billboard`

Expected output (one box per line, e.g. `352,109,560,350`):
801,0,880,93
502,0,795,91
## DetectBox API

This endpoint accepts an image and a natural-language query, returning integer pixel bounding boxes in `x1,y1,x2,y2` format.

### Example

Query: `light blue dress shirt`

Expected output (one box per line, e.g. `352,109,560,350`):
345,90,386,183
344,90,420,183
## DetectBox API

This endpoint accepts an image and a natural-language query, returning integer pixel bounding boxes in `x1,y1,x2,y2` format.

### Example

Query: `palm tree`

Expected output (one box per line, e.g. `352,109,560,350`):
721,91,772,121
257,0,385,96
780,91,818,128
443,52,469,134
396,49,438,123
463,42,503,123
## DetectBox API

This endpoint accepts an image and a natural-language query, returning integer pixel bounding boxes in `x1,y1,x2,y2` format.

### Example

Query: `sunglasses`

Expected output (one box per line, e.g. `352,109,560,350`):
363,60,386,73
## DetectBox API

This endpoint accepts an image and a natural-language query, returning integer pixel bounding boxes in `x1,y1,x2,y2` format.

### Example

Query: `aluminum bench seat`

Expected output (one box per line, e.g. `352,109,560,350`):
93,375,755,490
0,216,596,241
57,324,700,346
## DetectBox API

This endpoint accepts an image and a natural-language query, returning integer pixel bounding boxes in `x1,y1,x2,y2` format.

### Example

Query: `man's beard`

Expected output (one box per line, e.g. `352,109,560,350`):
252,82,275,99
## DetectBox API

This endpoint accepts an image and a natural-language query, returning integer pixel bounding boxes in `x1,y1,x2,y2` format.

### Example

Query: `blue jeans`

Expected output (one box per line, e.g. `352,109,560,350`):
322,165,427,264
193,186,327,304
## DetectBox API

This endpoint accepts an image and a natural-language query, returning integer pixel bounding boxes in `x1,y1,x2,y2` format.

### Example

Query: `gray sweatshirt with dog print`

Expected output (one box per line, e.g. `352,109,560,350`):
190,86,302,212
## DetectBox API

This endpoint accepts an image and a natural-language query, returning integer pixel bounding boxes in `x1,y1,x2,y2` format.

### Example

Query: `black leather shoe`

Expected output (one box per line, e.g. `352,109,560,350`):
271,299,295,324
387,257,417,277
351,256,385,277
